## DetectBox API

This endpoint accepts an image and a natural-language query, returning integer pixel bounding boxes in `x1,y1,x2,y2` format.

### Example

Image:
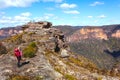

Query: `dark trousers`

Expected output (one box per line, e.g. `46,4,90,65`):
17,56,21,67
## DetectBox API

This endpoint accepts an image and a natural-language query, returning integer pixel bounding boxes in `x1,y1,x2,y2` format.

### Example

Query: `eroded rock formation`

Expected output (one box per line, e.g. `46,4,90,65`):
112,30,120,38
67,27,108,42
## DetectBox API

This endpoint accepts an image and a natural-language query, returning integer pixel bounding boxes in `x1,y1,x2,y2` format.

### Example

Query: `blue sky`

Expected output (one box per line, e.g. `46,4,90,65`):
0,0,120,28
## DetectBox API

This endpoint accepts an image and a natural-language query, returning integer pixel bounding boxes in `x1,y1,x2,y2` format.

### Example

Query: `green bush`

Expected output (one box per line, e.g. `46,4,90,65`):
23,42,37,58
0,43,7,55
64,74,77,80
29,42,37,48
35,76,44,80
97,77,102,80
11,76,29,80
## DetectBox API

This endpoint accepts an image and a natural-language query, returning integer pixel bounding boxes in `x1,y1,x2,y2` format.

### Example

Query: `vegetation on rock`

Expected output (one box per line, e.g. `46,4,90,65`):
64,74,77,80
0,43,7,55
9,75,29,80
23,42,37,58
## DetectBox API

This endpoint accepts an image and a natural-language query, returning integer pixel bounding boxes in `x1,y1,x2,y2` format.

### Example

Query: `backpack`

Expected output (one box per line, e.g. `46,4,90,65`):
14,48,21,57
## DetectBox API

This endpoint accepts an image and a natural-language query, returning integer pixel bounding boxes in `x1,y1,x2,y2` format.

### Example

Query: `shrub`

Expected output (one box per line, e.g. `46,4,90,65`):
69,57,82,66
23,42,37,58
28,32,35,36
29,42,37,48
97,77,102,80
11,34,23,44
23,47,35,58
11,76,29,80
64,74,77,80
35,76,44,80
54,67,62,74
0,43,7,55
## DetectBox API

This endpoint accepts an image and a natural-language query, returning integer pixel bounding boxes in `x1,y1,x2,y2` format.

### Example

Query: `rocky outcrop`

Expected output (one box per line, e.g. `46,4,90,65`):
22,21,68,53
111,30,120,38
22,21,52,31
60,48,69,58
67,27,108,42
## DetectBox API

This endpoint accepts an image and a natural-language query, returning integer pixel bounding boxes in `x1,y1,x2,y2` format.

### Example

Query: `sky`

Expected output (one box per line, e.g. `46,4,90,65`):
0,0,120,28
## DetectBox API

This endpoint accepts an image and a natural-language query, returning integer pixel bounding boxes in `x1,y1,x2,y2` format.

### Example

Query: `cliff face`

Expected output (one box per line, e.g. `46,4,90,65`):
0,27,22,39
102,25,120,36
54,25,81,36
111,30,120,38
59,26,120,72
67,27,108,42
0,22,120,80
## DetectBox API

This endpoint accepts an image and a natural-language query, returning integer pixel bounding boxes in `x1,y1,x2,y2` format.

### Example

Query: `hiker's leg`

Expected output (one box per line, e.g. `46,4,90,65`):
17,56,21,67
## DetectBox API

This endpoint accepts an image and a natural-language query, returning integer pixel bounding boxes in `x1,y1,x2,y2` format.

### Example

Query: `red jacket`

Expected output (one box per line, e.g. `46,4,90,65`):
14,48,22,57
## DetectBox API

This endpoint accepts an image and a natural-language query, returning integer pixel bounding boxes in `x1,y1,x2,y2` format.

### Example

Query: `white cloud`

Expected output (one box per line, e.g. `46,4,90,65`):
21,12,31,17
88,16,93,18
0,12,60,27
0,0,39,8
90,1,104,6
0,12,31,27
14,16,30,21
60,3,77,9
33,13,58,21
1,16,12,20
42,0,63,3
44,16,50,19
63,10,80,14
98,14,106,18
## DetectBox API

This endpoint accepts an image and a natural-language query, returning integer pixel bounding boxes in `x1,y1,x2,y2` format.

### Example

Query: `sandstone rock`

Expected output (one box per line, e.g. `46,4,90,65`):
67,27,108,42
60,48,69,58
112,30,120,38
22,21,52,31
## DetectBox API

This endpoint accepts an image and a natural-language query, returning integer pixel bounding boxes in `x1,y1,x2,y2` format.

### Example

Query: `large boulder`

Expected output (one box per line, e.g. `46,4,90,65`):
22,21,52,31
60,48,69,58
37,21,52,28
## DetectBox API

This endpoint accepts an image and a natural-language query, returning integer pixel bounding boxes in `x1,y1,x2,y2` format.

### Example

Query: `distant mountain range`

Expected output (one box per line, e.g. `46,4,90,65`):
0,26,22,39
1,24,120,40
56,24,120,42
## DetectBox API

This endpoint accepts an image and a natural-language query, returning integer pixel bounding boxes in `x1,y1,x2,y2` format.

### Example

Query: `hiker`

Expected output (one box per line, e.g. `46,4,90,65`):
14,46,22,67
